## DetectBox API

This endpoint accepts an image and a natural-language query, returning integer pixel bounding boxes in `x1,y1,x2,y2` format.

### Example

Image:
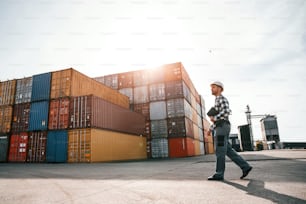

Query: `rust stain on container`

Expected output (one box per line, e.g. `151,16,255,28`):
69,95,145,135
8,132,28,162
0,105,13,133
12,103,30,133
51,68,129,109
0,80,16,106
27,131,47,163
49,98,70,130
68,128,147,163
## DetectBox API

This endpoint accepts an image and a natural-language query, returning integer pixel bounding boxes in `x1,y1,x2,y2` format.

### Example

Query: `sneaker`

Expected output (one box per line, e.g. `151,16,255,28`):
208,175,224,181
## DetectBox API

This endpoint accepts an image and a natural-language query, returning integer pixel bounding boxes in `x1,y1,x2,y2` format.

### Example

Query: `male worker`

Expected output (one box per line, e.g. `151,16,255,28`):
207,81,252,181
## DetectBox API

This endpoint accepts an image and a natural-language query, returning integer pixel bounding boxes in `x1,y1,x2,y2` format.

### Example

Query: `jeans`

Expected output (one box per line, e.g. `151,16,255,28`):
213,122,251,178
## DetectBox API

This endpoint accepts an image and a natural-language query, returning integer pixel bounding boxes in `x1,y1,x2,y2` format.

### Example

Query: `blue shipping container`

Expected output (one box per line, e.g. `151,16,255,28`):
29,101,49,131
31,72,51,102
46,130,68,162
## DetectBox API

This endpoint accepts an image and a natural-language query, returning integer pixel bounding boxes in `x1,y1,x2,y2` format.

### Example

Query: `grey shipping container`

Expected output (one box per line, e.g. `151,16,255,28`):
167,117,194,138
15,77,33,104
0,134,9,162
31,72,51,102
151,119,168,139
119,88,133,104
149,101,167,120
149,83,165,101
151,138,168,158
133,86,149,104
29,101,49,131
69,95,145,135
166,98,185,118
46,130,68,163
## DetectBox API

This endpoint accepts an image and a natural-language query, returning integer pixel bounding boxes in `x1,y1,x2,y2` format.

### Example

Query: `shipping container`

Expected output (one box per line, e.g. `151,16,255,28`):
46,130,68,163
198,127,204,141
196,103,202,117
149,83,165,101
238,124,253,151
200,141,205,155
165,80,191,103
133,103,150,120
151,119,168,139
31,72,51,102
0,105,13,133
15,77,32,104
151,138,168,158
0,79,16,106
133,86,149,104
68,128,147,163
133,70,149,87
193,123,199,140
194,140,201,156
200,95,206,119
192,108,198,124
167,117,194,138
163,62,183,82
8,132,28,162
168,137,195,158
105,74,119,90
69,95,145,135
148,67,165,84
29,101,49,131
0,134,9,162
149,101,167,120
197,114,203,129
118,72,133,88
51,69,129,109
48,98,70,130
145,120,151,139
119,88,133,104
166,98,192,119
27,131,47,163
11,103,30,132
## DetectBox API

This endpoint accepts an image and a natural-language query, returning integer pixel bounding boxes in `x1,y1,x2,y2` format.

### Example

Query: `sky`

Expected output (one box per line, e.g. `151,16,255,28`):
1,0,305,142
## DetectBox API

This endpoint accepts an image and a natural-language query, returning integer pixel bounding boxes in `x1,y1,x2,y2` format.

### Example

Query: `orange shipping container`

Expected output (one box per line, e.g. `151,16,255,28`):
0,80,16,106
168,137,195,158
68,128,147,163
50,68,129,109
0,105,13,133
49,98,70,130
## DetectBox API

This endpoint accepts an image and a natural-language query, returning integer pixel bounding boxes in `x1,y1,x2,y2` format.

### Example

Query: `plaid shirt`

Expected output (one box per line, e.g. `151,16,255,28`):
210,95,231,130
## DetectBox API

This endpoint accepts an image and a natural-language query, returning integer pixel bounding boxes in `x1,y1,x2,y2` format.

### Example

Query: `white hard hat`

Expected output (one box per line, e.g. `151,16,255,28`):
211,81,224,90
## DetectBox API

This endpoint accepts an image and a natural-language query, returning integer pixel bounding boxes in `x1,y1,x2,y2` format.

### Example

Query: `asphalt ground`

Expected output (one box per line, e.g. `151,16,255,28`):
0,149,306,204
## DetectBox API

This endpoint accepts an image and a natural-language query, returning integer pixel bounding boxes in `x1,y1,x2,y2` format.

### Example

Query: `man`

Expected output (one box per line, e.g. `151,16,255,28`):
207,81,252,181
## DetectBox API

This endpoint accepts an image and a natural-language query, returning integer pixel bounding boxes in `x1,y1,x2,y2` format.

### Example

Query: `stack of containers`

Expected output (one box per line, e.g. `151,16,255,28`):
0,80,16,162
95,62,206,158
1,67,147,163
47,68,146,163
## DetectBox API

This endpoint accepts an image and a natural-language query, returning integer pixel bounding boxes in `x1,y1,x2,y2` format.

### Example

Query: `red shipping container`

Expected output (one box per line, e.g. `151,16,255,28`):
168,137,195,158
27,131,47,163
49,98,70,130
8,132,28,162
11,103,30,132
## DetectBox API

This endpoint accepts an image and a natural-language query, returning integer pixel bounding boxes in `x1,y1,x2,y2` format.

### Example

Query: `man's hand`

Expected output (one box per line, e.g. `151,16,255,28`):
209,116,215,123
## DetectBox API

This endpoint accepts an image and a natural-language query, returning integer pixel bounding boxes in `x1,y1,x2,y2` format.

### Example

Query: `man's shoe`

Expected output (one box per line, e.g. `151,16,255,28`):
240,166,252,179
208,175,224,181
